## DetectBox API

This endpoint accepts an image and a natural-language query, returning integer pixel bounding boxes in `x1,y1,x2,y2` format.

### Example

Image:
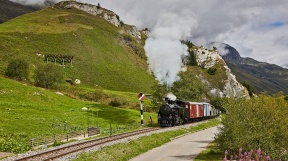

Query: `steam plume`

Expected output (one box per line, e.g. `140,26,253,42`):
144,11,197,86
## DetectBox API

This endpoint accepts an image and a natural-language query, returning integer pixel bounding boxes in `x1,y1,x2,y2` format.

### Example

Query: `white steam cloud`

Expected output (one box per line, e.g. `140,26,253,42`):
145,11,197,86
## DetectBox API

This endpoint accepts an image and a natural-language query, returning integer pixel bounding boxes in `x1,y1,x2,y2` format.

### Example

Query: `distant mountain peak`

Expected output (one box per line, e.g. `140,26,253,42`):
221,44,242,64
0,0,38,23
219,43,288,95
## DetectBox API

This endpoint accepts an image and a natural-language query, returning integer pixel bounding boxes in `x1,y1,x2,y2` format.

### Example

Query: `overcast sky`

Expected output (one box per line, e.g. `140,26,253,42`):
93,0,288,68
12,0,288,68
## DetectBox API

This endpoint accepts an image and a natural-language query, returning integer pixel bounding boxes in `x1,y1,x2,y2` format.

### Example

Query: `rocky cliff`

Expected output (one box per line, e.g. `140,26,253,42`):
193,47,249,98
57,1,142,41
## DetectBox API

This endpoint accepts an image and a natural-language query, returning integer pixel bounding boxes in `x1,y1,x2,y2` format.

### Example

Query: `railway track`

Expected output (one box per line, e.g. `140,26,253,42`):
14,128,160,161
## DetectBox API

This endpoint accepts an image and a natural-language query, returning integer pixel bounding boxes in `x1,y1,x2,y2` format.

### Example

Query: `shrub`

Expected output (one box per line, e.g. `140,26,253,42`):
242,81,256,97
108,97,128,107
5,58,29,81
34,64,64,88
284,95,288,101
119,20,124,26
53,140,64,146
0,133,30,153
90,89,105,102
207,67,217,75
109,98,122,107
215,94,288,159
123,34,132,41
97,3,101,9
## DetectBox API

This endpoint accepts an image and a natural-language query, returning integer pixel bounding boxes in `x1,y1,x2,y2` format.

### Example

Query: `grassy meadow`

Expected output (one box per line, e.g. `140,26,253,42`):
0,76,158,153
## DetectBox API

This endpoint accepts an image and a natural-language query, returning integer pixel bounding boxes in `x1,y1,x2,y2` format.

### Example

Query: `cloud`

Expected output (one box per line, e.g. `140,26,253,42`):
89,0,288,67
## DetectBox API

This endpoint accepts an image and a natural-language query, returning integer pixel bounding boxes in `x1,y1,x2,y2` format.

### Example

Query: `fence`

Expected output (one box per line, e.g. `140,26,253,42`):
30,122,145,150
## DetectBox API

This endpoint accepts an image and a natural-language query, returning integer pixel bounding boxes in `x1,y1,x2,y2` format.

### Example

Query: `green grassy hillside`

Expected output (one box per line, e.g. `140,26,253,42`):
0,6,154,93
0,76,157,153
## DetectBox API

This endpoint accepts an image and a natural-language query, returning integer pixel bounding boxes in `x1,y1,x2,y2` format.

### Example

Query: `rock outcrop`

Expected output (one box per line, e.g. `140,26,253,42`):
193,47,249,98
58,1,120,26
57,1,143,41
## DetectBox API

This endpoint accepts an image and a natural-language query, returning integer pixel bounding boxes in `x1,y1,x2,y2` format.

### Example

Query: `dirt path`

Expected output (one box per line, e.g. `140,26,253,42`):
0,152,13,160
129,126,218,161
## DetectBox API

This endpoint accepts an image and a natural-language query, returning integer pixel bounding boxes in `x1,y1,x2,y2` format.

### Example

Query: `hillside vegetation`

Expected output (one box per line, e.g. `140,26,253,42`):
0,76,157,153
0,6,154,93
216,94,288,160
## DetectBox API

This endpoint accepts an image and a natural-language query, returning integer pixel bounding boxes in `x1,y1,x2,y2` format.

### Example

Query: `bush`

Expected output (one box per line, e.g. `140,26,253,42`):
108,97,128,107
284,95,288,101
215,94,288,160
5,58,29,81
242,81,256,97
97,3,101,9
34,64,64,88
123,34,132,41
207,67,217,75
0,133,30,153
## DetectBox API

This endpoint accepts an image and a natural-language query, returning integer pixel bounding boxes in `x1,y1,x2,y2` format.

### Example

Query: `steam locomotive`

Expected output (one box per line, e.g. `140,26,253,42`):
158,98,219,127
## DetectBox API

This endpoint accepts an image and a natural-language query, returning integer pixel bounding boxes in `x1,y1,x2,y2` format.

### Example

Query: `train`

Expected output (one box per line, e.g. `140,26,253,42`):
158,97,220,127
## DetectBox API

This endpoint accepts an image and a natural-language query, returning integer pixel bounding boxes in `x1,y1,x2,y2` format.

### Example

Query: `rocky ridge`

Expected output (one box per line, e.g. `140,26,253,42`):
193,47,249,98
57,1,142,41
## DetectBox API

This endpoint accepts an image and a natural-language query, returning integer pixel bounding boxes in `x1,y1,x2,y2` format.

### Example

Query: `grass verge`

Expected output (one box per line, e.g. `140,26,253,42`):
194,141,222,161
74,118,221,161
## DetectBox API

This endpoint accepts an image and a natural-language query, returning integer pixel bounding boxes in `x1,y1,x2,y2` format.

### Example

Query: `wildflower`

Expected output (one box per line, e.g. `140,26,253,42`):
239,147,243,153
266,156,270,161
257,148,261,155
223,157,227,161
225,150,228,156
244,152,247,156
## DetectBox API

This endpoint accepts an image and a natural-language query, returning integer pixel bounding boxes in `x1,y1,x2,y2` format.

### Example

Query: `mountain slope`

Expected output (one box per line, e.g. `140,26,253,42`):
0,3,154,93
0,0,38,23
221,44,288,95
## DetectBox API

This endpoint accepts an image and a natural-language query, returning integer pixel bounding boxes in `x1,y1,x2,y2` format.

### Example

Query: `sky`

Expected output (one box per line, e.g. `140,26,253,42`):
91,0,288,68
11,0,288,84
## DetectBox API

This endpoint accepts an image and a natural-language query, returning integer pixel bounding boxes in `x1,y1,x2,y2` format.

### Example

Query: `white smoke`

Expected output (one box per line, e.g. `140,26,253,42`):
144,11,197,86
166,92,177,101
209,42,230,56
10,0,57,6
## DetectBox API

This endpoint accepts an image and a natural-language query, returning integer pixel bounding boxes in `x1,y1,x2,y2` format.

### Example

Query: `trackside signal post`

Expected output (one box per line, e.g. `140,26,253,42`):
138,92,145,126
